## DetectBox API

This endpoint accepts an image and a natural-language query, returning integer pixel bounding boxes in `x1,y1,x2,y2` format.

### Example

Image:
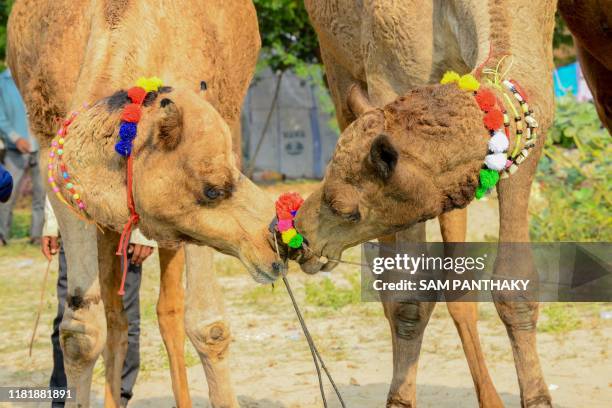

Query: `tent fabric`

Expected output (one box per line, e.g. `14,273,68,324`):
242,69,339,179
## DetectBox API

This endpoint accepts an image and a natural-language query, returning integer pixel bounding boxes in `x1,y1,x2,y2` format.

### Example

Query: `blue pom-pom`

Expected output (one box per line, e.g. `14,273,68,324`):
290,210,297,217
119,122,138,141
114,140,133,157
0,165,14,203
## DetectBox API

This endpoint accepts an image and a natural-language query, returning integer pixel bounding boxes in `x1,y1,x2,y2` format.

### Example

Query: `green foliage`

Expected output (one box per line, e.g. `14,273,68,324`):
253,0,319,73
549,94,607,147
539,303,581,334
9,208,30,239
0,0,14,68
553,12,574,50
304,276,360,310
530,97,611,242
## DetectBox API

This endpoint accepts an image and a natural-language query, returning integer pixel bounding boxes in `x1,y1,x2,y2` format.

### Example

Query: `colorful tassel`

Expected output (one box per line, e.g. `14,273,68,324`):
275,192,305,249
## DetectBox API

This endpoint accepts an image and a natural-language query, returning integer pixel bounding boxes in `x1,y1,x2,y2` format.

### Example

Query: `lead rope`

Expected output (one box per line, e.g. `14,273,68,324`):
273,234,347,408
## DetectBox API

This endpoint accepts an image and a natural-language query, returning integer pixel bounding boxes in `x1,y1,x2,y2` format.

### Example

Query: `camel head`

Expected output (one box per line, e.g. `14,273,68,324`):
64,87,281,283
292,84,490,273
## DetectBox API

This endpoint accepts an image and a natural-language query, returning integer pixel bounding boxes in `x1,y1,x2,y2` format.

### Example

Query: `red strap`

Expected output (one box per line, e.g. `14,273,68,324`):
116,155,139,295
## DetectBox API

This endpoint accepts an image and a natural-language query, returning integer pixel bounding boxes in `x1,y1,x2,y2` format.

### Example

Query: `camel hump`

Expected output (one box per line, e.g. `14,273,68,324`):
104,0,131,27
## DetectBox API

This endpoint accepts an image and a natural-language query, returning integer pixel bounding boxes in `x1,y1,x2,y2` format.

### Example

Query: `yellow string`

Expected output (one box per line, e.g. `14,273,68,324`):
482,54,513,90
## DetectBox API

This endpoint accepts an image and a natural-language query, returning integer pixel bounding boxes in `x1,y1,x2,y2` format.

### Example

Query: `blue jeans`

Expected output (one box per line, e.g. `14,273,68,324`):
50,246,142,407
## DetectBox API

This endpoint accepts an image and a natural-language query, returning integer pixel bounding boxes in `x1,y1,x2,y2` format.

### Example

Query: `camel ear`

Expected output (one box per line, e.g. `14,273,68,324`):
155,98,183,150
368,134,398,181
347,84,375,116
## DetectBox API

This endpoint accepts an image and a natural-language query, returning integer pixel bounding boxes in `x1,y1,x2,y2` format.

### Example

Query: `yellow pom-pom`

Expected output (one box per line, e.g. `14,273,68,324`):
458,74,480,91
149,76,163,90
135,76,163,93
281,228,297,244
440,71,461,85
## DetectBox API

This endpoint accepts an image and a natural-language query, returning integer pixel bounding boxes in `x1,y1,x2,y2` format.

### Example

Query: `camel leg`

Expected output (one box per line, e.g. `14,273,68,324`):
157,247,192,407
439,209,503,408
379,224,436,408
51,197,106,408
494,154,551,407
184,244,239,408
575,43,612,132
98,229,128,408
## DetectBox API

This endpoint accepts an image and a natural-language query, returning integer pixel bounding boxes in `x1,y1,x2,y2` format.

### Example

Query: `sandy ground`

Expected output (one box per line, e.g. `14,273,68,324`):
0,182,610,407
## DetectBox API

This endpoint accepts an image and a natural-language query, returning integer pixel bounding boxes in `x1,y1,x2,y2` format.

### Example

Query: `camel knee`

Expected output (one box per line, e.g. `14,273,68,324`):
186,320,231,361
495,300,539,331
60,299,106,365
390,302,431,341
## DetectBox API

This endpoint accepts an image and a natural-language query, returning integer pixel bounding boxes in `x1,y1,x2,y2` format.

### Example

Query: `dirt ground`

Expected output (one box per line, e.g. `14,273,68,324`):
0,182,610,407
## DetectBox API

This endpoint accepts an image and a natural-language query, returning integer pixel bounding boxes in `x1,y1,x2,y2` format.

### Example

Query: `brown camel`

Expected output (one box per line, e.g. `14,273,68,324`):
8,1,269,407
293,1,558,407
558,0,612,132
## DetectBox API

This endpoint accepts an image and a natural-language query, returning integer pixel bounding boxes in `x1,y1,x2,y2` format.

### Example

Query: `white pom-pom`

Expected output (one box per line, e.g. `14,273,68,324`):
489,131,509,153
485,153,507,171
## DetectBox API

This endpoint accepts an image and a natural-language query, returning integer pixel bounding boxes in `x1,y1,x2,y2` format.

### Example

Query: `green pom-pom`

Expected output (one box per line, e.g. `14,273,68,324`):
479,169,500,190
288,233,304,249
475,185,488,199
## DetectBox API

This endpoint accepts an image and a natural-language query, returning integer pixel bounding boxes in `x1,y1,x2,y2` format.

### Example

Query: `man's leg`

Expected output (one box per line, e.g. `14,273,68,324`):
0,150,26,242
29,152,45,241
120,260,142,406
49,245,68,408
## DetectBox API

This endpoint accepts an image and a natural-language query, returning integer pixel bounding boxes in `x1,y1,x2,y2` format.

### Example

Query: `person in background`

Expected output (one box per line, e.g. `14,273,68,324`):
0,164,13,203
0,67,44,246
41,198,155,407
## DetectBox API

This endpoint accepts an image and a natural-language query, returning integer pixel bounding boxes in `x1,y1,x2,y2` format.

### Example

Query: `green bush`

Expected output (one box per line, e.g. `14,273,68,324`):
530,96,611,241
304,276,360,310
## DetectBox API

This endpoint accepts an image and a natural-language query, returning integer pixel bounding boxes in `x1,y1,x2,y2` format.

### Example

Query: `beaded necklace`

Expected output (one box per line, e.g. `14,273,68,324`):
439,69,539,198
47,111,88,219
47,76,164,295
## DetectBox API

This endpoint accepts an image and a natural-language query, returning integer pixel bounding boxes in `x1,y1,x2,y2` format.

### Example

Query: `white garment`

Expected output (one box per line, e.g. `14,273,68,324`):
42,196,157,247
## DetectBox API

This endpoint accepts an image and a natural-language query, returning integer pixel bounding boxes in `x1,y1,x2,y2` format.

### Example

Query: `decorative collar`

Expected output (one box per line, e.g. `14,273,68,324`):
440,70,538,199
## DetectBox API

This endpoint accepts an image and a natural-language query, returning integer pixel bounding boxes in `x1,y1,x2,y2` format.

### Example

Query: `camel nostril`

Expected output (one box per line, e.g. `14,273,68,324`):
272,261,284,275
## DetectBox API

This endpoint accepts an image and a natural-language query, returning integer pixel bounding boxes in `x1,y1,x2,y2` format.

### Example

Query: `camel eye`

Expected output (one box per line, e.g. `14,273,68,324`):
204,187,224,200
341,210,361,223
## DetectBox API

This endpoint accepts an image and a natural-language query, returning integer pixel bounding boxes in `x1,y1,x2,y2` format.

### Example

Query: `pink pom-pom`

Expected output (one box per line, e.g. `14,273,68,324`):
53,187,60,193
49,152,55,158
58,128,65,136
52,140,58,147
48,164,53,170
48,177,54,183
278,219,293,232
78,202,85,209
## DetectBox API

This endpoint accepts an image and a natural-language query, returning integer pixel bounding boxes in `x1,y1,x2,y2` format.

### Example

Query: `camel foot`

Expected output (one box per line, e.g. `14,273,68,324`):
386,396,414,408
524,395,553,408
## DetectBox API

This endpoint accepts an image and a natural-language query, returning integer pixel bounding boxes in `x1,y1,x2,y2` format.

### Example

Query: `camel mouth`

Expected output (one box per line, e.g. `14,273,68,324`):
250,265,281,284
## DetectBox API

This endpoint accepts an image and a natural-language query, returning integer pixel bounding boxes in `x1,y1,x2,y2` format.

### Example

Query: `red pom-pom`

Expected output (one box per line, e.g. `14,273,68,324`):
127,87,147,105
276,192,304,220
483,109,503,130
475,89,496,112
121,104,142,123
509,80,528,102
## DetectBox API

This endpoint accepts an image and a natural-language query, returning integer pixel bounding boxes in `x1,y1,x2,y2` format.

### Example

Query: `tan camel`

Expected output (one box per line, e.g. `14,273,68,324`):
558,0,612,132
8,1,270,407
293,1,558,407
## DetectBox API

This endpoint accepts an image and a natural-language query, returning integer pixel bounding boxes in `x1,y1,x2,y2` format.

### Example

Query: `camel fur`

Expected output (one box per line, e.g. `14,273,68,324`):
295,1,558,407
8,1,273,407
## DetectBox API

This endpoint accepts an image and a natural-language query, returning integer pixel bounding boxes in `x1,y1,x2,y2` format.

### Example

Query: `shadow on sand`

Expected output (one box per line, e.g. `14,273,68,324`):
130,382,572,408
